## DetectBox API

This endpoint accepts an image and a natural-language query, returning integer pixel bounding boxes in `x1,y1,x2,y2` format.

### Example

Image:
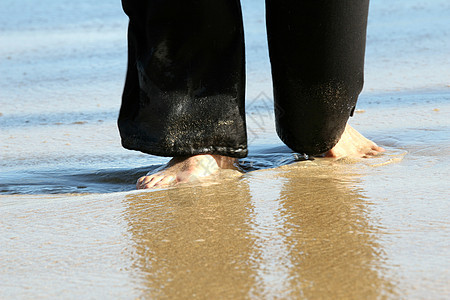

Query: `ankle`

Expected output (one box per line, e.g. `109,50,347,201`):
211,155,238,168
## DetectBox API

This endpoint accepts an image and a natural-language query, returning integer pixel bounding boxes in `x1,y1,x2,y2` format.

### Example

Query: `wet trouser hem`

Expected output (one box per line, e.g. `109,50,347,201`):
121,137,248,158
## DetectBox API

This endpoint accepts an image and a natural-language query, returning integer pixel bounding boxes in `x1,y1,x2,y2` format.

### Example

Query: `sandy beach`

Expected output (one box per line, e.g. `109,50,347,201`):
1,0,449,298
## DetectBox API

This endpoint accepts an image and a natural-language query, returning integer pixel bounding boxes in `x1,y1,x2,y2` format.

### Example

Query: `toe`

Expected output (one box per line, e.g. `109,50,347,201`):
136,176,150,189
366,150,378,156
362,149,380,158
154,175,176,187
137,175,160,189
143,175,165,189
373,145,385,152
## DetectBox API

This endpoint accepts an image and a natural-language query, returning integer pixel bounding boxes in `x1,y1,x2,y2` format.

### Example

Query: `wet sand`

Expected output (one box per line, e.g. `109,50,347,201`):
1,0,450,299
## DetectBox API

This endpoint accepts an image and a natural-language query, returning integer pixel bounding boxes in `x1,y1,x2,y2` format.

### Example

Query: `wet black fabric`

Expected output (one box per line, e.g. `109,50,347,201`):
266,0,370,154
119,0,369,157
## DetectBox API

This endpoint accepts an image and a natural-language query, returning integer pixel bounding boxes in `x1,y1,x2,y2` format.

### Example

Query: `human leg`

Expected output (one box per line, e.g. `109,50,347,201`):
119,0,247,188
266,0,383,157
119,0,247,158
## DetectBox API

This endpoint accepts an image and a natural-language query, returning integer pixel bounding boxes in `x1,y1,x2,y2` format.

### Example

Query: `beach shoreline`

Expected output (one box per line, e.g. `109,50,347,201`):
1,0,449,298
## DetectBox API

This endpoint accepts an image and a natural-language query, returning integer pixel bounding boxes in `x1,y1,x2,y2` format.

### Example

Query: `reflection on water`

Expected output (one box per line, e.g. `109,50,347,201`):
124,180,257,298
274,162,395,298
123,161,396,299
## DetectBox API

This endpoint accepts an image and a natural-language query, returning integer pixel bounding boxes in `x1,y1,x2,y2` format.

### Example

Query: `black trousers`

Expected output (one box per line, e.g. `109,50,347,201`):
119,0,370,158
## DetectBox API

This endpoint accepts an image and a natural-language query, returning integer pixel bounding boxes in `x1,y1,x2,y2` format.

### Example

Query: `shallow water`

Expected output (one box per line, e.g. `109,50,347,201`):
1,0,450,299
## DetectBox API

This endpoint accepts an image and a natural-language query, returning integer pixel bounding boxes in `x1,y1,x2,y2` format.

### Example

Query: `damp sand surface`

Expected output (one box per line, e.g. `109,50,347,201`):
1,0,450,299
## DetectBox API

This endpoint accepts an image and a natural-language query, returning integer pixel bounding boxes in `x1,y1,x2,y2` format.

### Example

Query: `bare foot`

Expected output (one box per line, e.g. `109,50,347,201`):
325,124,385,158
136,154,238,189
